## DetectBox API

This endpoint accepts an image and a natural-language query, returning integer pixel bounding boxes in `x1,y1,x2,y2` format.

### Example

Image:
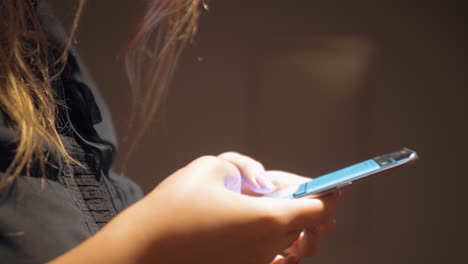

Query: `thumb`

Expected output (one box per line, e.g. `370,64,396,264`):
263,197,326,231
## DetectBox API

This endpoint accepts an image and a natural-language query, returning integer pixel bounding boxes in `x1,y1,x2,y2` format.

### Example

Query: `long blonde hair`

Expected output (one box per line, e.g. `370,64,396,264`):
0,0,204,187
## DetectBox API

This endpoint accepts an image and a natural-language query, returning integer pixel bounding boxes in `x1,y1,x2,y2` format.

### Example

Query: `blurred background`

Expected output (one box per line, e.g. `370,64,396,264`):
50,0,467,263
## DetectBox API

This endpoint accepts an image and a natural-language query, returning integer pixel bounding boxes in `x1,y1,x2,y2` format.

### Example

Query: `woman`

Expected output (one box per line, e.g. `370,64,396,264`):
0,1,340,263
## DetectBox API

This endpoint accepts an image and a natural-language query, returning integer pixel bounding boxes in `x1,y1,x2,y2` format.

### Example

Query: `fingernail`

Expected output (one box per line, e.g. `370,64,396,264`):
255,173,276,191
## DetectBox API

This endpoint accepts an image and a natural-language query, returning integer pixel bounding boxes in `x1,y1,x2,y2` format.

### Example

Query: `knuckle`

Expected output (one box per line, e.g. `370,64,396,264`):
194,155,236,175
218,152,265,171
194,155,223,168
218,151,241,159
250,159,265,170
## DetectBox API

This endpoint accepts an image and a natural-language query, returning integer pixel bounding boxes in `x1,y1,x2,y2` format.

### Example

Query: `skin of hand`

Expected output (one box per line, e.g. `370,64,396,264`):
218,152,340,264
49,153,340,264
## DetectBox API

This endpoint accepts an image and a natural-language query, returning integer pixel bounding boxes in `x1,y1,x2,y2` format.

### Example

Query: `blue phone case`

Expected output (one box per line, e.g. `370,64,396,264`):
269,148,418,199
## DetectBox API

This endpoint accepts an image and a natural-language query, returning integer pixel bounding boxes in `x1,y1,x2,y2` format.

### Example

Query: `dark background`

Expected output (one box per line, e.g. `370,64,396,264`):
50,1,467,263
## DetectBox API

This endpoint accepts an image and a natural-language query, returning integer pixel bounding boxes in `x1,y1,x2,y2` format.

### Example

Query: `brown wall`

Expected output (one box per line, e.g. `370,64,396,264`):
50,1,467,263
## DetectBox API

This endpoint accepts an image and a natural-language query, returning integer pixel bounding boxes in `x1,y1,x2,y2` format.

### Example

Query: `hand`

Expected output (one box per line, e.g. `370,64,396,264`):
49,153,340,264
217,153,340,263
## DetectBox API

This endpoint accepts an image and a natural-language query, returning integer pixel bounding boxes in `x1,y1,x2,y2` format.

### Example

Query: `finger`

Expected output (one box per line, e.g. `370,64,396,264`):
259,187,340,233
283,231,303,255
281,255,300,264
300,229,322,257
271,254,300,264
299,191,338,233
271,255,286,264
315,189,341,212
263,171,313,198
241,170,310,197
261,197,327,232
218,152,276,194
319,212,337,234
284,229,322,257
277,191,340,258
183,155,242,192
265,171,311,189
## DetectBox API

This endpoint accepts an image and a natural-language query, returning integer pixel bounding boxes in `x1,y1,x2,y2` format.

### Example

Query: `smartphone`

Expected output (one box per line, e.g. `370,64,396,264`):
266,148,418,199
